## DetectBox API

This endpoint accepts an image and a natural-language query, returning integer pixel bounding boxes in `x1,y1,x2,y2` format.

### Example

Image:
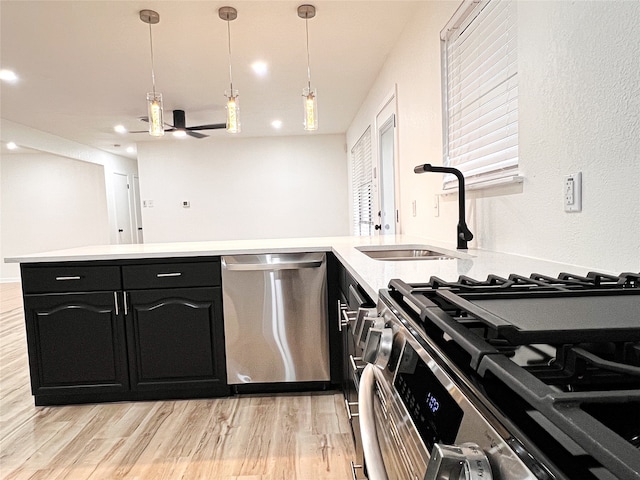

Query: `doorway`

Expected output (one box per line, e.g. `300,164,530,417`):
375,91,399,235
112,172,133,244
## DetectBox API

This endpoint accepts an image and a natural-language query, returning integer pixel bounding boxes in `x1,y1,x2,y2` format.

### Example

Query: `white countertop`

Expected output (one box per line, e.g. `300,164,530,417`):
6,235,599,301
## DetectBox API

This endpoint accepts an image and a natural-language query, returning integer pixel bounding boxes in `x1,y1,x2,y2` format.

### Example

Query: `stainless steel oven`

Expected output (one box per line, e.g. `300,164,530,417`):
356,295,535,480
356,271,640,480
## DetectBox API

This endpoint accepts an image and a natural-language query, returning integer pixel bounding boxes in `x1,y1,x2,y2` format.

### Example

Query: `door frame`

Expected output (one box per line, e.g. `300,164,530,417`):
373,85,401,234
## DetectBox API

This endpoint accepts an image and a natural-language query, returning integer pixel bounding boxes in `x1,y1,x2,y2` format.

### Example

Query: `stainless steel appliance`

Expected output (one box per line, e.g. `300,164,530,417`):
221,253,330,385
357,271,640,480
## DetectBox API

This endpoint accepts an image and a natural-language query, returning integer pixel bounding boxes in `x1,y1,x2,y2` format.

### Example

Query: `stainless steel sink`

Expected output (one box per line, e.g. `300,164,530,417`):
356,245,456,261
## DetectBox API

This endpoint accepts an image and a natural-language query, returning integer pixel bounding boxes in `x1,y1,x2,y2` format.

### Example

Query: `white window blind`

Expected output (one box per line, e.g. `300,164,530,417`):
351,127,373,236
442,0,518,188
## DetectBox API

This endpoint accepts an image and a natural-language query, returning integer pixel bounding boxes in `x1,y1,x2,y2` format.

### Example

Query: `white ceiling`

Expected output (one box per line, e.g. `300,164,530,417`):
0,0,425,159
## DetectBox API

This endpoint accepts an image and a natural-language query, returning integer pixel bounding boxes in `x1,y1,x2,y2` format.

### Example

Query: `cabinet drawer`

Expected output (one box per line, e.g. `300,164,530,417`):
21,265,121,294
122,261,221,289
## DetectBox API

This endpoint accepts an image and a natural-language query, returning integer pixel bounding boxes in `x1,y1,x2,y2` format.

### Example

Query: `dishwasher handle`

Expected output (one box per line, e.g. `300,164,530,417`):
222,255,324,271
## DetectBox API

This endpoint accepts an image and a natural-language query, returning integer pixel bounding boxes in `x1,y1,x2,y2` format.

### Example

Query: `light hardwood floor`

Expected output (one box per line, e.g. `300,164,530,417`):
0,282,355,479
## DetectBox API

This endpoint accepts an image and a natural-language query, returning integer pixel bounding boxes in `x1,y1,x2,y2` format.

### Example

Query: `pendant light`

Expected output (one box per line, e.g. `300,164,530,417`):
219,6,240,134
140,9,164,137
298,4,318,131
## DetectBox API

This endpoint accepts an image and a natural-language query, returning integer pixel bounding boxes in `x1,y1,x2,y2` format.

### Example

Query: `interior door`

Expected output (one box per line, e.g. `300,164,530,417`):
132,175,143,243
113,172,133,244
375,93,398,235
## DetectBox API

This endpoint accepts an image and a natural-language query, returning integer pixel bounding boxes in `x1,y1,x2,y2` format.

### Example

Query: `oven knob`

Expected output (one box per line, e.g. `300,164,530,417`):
425,442,492,480
362,326,393,369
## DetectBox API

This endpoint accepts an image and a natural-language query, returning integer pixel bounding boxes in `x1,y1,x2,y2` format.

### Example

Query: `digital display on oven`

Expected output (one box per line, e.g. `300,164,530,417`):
394,342,464,451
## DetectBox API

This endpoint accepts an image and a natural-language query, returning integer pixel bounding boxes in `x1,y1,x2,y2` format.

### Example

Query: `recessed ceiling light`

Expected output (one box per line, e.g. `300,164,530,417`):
173,130,188,138
271,120,283,129
126,146,136,154
6,141,18,150
0,69,18,83
251,61,268,77
114,124,127,133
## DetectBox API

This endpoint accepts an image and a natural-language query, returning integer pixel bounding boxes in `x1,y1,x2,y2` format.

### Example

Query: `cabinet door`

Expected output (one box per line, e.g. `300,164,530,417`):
125,287,226,392
23,292,129,397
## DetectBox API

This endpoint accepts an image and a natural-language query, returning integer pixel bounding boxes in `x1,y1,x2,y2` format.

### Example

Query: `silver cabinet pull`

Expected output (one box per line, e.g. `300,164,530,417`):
338,300,346,332
344,398,359,420
350,354,365,373
156,272,182,278
55,276,81,281
337,300,356,332
114,292,119,316
123,291,128,316
350,461,364,480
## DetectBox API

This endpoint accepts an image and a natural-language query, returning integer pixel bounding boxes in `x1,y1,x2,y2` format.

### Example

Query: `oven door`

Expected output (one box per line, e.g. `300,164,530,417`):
360,363,427,480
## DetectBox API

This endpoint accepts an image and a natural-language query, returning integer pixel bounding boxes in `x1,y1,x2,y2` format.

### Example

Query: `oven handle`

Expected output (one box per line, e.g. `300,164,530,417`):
359,364,389,480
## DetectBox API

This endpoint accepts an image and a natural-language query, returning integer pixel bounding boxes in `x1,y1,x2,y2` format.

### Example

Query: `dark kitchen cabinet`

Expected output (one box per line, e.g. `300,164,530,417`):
122,261,228,396
21,265,128,405
20,258,229,405
328,253,373,476
124,287,226,393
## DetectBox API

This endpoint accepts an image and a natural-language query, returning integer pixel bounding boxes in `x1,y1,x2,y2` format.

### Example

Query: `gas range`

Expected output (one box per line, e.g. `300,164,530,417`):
361,271,640,480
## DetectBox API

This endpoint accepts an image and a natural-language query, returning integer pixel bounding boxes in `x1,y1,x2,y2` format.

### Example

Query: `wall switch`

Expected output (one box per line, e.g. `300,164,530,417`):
412,200,417,217
434,195,440,217
564,172,582,212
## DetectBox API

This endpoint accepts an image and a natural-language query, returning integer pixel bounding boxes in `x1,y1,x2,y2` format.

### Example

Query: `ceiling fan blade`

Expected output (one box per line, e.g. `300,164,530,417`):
188,123,227,131
186,130,208,139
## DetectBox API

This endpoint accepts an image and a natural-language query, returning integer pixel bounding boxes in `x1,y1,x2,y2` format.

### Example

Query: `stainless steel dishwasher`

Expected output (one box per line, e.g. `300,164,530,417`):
221,253,330,385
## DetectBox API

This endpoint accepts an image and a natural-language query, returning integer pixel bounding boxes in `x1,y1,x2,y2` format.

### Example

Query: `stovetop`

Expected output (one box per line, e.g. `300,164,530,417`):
383,271,640,480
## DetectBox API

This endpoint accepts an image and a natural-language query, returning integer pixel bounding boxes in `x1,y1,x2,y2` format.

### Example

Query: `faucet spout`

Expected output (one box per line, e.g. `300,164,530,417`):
414,163,474,249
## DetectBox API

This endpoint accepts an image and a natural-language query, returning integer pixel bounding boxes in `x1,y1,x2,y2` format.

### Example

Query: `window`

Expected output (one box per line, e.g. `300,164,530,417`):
441,0,519,189
351,127,373,236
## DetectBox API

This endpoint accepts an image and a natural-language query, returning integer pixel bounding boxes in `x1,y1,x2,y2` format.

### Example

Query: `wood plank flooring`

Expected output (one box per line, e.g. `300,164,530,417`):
0,282,356,479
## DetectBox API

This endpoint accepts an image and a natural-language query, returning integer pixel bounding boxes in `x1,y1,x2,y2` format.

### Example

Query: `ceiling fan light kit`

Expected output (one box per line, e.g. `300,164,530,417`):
298,4,318,131
219,6,241,134
140,9,164,137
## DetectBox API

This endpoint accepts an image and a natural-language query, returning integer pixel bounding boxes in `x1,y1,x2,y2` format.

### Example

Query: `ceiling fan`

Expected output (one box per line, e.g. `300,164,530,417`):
134,109,226,138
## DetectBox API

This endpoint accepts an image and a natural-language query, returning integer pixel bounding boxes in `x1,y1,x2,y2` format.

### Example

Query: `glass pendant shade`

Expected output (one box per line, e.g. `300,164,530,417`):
303,87,318,131
147,92,165,136
225,90,240,133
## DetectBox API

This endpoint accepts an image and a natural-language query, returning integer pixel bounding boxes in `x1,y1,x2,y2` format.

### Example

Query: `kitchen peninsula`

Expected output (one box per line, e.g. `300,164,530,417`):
6,235,597,407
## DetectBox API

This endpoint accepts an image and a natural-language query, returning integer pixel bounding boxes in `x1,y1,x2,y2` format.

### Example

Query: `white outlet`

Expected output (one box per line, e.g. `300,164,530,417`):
412,200,417,217
434,195,440,217
564,172,582,212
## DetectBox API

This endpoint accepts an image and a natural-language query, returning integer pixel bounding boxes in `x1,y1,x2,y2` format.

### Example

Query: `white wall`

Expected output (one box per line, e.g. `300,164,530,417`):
0,153,110,280
348,0,640,273
137,134,349,243
0,120,138,281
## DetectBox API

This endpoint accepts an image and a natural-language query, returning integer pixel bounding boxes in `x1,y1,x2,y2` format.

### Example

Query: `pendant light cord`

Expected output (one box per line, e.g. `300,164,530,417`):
148,21,157,95
305,17,312,90
227,19,234,93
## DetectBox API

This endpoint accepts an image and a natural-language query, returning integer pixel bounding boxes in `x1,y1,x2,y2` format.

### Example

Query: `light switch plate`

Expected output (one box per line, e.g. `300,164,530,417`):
564,172,582,212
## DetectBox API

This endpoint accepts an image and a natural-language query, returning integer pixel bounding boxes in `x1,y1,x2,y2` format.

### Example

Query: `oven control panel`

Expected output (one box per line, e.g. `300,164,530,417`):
394,342,464,452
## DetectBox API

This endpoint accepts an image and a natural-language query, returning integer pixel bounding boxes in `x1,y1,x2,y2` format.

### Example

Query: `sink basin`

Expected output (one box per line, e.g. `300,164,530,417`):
356,245,456,261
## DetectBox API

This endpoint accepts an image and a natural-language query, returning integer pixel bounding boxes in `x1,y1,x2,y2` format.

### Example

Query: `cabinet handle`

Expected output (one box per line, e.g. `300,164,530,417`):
350,355,365,374
156,272,182,278
114,292,119,316
123,291,128,316
344,398,359,420
350,461,363,480
55,276,81,281
338,300,357,333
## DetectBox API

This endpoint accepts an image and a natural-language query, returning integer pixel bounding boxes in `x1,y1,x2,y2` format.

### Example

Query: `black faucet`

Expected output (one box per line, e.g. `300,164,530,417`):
414,163,474,249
